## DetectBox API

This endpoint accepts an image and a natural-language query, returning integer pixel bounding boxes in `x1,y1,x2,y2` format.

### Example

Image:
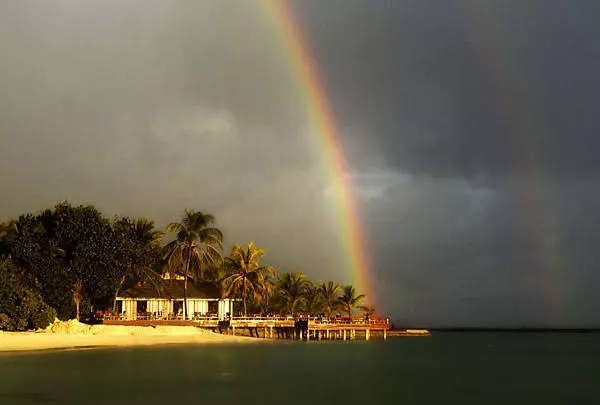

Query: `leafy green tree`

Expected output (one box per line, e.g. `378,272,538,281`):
3,202,130,319
0,221,12,259
164,210,223,318
112,217,164,311
1,213,74,318
221,242,275,316
51,202,129,316
0,259,56,331
337,285,367,317
1,204,143,320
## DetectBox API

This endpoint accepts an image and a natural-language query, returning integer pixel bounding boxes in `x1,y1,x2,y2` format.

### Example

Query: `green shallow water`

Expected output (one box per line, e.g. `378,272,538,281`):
1,332,599,404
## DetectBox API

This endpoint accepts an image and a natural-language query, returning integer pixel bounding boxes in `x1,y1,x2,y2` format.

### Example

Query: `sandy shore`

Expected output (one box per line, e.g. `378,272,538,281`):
0,320,258,352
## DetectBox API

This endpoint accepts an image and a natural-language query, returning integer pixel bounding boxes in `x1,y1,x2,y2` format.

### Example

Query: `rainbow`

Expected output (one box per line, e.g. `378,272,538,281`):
263,0,376,308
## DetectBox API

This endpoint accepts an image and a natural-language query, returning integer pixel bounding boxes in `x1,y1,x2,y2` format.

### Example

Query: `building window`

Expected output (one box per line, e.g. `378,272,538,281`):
208,300,218,314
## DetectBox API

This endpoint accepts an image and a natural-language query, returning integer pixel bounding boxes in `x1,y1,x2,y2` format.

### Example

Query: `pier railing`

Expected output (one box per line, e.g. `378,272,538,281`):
102,313,219,321
101,313,389,329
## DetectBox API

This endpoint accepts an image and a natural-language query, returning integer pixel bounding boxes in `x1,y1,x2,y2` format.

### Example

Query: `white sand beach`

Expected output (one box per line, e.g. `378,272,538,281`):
0,320,258,352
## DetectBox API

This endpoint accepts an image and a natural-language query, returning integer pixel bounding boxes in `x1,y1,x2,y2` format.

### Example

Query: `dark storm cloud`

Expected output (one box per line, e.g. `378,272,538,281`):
362,175,600,327
2,0,600,327
293,0,600,180
290,0,600,326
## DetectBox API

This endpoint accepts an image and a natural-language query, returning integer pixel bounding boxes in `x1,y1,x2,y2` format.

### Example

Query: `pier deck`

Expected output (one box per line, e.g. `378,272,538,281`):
102,315,391,341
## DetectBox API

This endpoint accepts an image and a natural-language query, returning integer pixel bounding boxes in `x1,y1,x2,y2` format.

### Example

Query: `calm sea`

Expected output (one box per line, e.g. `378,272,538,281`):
1,332,599,404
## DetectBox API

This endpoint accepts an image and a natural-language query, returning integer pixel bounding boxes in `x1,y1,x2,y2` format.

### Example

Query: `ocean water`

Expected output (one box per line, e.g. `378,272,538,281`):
1,332,599,405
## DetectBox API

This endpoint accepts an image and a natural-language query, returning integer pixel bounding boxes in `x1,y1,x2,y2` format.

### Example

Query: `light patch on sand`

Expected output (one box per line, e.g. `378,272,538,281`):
0,320,259,352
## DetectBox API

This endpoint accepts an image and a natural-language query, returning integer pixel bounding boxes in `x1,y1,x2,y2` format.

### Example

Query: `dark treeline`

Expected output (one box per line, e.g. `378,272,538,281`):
0,202,370,331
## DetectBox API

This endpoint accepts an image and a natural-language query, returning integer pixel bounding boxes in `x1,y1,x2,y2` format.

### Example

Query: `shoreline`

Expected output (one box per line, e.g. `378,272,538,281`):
0,320,260,352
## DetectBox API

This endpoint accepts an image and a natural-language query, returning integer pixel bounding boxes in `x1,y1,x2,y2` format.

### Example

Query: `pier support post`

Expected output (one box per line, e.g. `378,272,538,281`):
232,326,235,336
383,329,387,340
326,330,330,340
307,329,310,341
365,329,370,341
343,330,347,341
270,326,274,339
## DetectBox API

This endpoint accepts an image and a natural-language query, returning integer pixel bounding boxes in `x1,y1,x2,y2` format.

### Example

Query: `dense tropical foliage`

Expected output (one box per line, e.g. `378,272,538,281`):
0,202,372,331
221,242,275,316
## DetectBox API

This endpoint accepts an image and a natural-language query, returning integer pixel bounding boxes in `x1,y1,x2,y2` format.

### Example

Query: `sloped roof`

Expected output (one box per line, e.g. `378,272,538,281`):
119,280,221,300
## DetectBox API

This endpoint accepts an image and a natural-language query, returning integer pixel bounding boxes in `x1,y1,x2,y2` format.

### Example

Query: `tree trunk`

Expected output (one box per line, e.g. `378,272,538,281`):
184,246,192,320
112,275,127,313
242,276,247,317
73,280,82,321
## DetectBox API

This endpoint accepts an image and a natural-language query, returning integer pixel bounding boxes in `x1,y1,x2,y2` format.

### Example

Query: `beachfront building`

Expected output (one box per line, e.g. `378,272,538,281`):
115,280,234,321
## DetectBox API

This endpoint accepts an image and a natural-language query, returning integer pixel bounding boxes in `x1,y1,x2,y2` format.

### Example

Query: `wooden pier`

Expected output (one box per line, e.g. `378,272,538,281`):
102,315,391,341
226,317,390,341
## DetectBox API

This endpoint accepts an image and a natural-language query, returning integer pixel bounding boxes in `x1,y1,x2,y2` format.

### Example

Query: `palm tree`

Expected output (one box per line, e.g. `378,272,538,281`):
257,271,277,315
318,281,342,319
112,217,164,312
276,272,312,316
303,284,323,316
337,285,367,317
164,210,223,319
221,242,275,317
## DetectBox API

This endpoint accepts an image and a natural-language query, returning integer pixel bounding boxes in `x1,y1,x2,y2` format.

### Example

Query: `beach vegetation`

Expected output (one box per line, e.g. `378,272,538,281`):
317,281,342,318
221,242,275,316
164,210,223,319
0,258,56,331
112,216,165,311
0,202,372,330
337,285,368,316
272,272,312,315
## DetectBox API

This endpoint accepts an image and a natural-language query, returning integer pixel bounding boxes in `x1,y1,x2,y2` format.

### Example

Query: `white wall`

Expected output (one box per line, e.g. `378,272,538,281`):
218,299,232,320
117,298,227,320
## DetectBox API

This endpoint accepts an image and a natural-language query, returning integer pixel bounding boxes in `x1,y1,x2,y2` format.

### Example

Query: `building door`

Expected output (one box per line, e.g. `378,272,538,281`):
208,300,218,316
173,301,183,316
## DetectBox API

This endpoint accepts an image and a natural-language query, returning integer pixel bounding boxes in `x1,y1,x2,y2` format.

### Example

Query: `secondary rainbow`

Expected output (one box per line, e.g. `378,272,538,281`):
263,0,376,307
459,0,566,323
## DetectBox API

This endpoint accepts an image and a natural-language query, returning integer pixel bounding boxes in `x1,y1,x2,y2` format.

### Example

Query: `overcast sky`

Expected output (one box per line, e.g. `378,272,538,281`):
1,1,599,327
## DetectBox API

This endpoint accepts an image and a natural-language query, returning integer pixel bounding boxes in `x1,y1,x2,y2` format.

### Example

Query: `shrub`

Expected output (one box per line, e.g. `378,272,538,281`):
0,259,56,331
29,300,57,330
